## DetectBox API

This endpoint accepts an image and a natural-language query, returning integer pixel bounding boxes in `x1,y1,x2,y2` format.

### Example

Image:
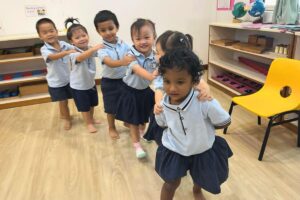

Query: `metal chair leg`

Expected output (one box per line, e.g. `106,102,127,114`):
224,101,235,134
258,116,261,125
297,112,300,147
258,117,274,161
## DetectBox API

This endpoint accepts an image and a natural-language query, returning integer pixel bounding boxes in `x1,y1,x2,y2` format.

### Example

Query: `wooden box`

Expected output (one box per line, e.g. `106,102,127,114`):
19,83,48,96
248,35,258,45
257,36,274,49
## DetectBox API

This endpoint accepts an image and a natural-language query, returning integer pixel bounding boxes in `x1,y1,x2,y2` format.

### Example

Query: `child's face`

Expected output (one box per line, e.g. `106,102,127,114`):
163,68,194,105
70,29,89,50
132,25,155,56
38,23,58,45
96,20,118,43
155,42,165,62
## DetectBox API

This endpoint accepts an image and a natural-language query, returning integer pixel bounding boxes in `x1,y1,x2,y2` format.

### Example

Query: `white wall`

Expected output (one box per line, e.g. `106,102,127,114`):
0,0,216,64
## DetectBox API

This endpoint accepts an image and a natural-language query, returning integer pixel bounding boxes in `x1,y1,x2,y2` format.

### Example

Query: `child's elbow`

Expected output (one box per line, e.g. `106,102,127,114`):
214,118,231,129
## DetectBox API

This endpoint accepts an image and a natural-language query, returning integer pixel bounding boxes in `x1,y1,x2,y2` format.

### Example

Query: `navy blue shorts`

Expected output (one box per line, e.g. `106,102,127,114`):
115,83,155,125
155,136,233,194
71,86,98,112
48,83,72,102
100,78,123,114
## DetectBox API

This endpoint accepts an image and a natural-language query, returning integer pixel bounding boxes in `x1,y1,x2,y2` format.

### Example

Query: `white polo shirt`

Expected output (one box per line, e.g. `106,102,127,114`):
69,47,97,90
155,89,231,156
97,38,130,79
122,46,157,90
41,41,74,88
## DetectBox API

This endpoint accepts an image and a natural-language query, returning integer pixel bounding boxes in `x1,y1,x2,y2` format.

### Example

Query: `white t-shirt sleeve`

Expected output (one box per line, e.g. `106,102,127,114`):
203,99,231,128
98,49,110,62
69,52,81,66
40,46,51,63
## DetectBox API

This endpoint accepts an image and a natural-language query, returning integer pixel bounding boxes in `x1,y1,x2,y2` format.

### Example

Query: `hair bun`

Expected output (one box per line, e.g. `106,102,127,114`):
64,17,80,29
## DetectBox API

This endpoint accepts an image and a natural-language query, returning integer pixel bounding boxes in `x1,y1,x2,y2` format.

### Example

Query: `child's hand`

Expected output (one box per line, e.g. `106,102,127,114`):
154,103,163,114
195,85,213,101
121,55,135,65
91,44,104,51
152,69,159,77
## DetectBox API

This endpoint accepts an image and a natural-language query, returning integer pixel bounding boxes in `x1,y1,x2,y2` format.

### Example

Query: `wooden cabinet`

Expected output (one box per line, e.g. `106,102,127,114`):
208,23,295,96
0,32,66,109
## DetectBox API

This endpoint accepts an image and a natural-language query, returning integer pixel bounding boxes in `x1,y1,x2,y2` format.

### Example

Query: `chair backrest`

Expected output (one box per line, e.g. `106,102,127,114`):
262,58,300,101
262,58,300,103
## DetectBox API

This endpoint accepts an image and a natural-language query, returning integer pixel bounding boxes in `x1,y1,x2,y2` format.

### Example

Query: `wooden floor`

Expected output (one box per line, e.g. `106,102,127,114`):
0,85,300,200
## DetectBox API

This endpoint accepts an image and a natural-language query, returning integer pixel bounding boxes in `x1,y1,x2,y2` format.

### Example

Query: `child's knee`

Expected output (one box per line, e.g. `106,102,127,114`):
164,179,181,191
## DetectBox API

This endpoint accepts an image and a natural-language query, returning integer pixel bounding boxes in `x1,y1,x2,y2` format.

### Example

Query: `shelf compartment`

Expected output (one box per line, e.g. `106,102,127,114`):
0,75,46,86
0,93,51,109
210,43,288,60
0,55,43,64
209,58,266,83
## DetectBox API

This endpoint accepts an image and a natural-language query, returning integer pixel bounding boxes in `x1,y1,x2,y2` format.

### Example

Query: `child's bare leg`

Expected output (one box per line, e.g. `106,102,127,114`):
90,107,101,124
139,123,146,136
59,100,71,130
107,114,119,139
193,184,206,200
129,124,146,158
161,179,181,200
82,111,97,133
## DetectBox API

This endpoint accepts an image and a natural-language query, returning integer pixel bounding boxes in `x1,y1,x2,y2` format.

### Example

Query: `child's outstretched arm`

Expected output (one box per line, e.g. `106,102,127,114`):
195,79,213,101
132,64,158,81
76,44,103,62
48,49,77,61
103,54,135,68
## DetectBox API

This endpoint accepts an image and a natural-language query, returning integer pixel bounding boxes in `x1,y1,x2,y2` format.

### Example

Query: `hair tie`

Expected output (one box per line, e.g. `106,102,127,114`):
180,38,184,42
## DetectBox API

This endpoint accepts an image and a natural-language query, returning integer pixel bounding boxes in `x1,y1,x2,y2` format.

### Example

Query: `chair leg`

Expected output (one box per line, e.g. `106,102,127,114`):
297,112,300,147
223,101,235,134
258,117,274,161
258,116,261,125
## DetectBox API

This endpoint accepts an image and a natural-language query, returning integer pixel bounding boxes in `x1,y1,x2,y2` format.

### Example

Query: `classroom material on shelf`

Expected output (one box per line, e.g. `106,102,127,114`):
0,87,19,100
0,44,43,60
19,83,48,96
238,56,270,75
274,44,289,55
211,39,239,46
0,69,47,81
212,72,262,95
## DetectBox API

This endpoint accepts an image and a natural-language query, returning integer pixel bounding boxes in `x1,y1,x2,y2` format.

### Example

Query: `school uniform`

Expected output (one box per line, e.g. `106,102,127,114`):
98,38,130,114
143,75,164,145
69,48,98,112
155,89,233,194
115,46,156,125
41,41,74,101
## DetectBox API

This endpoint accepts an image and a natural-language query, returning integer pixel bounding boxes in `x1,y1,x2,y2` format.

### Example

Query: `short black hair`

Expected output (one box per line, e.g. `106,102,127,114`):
130,18,156,40
36,18,57,34
156,31,193,52
159,48,204,84
64,17,88,41
94,10,119,30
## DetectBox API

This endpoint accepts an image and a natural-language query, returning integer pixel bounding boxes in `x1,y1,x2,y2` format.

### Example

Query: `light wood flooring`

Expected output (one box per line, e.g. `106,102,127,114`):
0,85,299,200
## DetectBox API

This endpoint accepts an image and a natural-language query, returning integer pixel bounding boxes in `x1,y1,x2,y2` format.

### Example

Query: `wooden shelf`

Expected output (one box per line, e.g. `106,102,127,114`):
0,93,51,109
209,23,294,35
208,78,240,95
209,58,266,83
0,31,66,42
210,43,288,60
0,55,43,64
0,75,46,86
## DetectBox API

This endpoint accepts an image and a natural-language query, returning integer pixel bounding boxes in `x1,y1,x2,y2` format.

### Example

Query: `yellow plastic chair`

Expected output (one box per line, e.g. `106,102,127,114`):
223,58,300,161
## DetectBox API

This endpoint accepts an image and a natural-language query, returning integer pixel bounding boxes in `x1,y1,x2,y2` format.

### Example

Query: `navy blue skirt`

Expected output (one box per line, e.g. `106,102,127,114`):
71,86,98,112
100,78,124,114
143,111,164,145
115,83,155,125
155,136,233,194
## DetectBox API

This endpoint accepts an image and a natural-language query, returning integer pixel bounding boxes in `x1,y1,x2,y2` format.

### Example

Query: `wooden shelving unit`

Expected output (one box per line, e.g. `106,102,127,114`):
208,23,295,96
0,32,67,109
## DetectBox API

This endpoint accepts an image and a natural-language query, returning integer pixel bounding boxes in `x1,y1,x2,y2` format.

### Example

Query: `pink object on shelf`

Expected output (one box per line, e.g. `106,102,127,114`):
238,57,270,75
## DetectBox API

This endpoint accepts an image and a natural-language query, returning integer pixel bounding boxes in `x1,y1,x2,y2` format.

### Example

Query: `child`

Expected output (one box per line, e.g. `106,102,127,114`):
155,48,232,200
65,18,103,133
94,10,135,139
143,30,212,145
36,18,76,130
115,18,158,158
